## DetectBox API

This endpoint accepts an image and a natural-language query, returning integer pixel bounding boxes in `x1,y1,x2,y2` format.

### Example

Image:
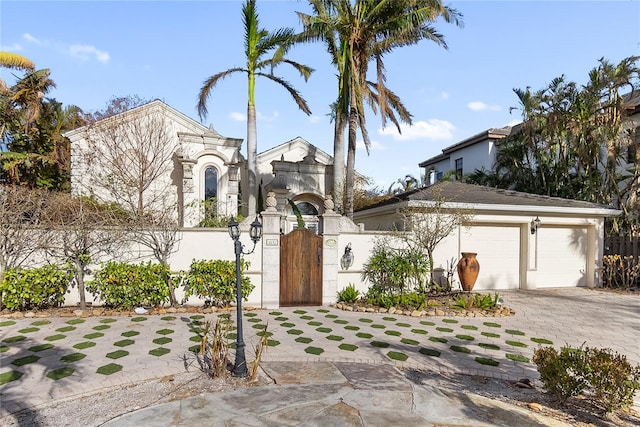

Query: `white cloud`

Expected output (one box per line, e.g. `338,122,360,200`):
309,115,321,124
356,138,386,152
441,91,449,100
229,112,246,121
68,44,110,64
1,43,23,51
22,33,110,64
377,119,455,141
467,101,501,112
256,110,279,122
23,33,42,45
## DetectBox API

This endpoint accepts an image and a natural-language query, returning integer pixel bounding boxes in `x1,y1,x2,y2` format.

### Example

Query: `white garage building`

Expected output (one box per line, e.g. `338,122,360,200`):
353,181,620,290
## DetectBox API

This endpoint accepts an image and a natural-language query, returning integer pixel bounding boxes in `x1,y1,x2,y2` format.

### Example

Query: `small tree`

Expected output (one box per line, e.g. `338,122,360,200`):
78,96,183,306
0,185,51,310
395,189,474,286
78,97,177,217
43,192,129,310
132,210,181,307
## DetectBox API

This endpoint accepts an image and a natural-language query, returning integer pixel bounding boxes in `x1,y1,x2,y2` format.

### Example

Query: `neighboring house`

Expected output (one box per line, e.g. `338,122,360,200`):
418,126,516,184
420,93,640,186
354,181,621,290
65,100,339,229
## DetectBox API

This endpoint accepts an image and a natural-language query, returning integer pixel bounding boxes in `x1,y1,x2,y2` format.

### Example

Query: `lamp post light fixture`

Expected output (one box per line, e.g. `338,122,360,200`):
530,216,541,235
227,216,262,377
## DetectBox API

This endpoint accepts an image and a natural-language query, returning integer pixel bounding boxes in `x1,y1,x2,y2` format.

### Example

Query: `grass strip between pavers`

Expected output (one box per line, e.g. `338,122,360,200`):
304,346,323,355
61,353,86,363
450,345,471,354
475,357,499,366
97,363,122,375
74,341,96,350
0,370,22,385
339,343,358,351
31,320,50,326
387,351,408,361
149,348,171,357
3,336,26,343
506,353,530,363
106,350,129,359
419,348,441,357
11,355,40,366
29,343,54,352
46,367,75,380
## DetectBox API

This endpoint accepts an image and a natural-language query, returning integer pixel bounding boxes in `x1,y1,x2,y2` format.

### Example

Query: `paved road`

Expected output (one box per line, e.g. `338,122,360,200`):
1,288,638,426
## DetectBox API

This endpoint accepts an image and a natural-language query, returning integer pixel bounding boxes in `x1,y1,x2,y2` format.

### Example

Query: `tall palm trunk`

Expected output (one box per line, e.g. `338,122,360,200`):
345,92,358,219
332,113,346,212
246,104,258,216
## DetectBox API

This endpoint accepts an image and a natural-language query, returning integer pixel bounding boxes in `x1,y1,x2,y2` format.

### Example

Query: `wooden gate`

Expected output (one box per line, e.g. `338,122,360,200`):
280,228,323,306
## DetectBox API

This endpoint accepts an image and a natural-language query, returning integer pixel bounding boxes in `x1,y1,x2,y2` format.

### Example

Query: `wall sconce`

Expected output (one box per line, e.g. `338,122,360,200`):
530,216,541,235
340,243,354,270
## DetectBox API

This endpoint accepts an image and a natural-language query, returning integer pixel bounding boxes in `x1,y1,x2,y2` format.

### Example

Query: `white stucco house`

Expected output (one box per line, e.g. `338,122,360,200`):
65,100,338,230
61,99,623,306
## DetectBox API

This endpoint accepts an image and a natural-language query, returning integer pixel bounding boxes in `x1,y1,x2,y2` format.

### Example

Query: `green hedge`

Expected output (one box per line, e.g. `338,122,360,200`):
0,265,73,311
182,259,254,307
87,261,171,309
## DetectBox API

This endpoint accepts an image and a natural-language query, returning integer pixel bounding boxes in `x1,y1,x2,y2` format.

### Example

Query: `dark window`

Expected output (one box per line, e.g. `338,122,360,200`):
204,167,217,200
454,158,463,179
292,202,318,216
628,127,640,164
628,144,637,164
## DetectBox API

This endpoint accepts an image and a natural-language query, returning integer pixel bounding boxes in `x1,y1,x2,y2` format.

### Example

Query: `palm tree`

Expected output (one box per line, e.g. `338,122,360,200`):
0,52,35,93
298,0,462,219
197,0,313,216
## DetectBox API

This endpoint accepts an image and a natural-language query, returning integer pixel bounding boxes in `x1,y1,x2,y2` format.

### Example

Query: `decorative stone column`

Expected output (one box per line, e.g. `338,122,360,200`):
260,192,281,308
320,195,341,305
179,158,197,227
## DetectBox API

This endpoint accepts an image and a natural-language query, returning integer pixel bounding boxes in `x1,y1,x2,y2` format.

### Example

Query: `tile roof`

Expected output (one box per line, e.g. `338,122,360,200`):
358,181,616,211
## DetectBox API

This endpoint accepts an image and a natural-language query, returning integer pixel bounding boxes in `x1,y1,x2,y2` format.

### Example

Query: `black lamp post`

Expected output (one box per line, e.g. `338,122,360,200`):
228,216,262,377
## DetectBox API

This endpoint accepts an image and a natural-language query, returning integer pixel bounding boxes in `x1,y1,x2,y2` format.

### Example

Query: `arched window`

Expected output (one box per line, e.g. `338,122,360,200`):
292,201,318,216
204,166,217,200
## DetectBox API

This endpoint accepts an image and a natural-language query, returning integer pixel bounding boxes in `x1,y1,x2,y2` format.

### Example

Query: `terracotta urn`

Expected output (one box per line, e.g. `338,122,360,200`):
457,252,480,292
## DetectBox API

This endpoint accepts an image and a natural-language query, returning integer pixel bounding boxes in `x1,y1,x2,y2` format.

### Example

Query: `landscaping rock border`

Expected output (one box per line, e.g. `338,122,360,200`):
332,302,515,318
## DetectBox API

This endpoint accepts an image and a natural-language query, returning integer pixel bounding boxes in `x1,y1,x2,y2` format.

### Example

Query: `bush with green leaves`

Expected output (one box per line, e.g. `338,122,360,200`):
451,292,500,310
87,261,171,309
336,283,360,303
533,344,640,413
533,345,588,404
582,346,640,412
182,259,254,307
362,244,429,296
0,265,74,311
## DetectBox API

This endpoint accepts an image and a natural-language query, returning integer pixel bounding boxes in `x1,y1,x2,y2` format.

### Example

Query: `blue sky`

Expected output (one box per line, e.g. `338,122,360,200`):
2,0,639,190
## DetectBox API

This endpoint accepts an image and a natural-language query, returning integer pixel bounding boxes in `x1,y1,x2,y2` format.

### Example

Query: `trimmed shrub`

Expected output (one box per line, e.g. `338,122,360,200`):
533,344,640,413
87,261,170,309
0,265,73,311
182,259,253,307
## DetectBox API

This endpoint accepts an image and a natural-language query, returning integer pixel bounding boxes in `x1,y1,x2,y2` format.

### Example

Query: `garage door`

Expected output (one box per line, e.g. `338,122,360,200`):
529,227,587,288
459,225,520,290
